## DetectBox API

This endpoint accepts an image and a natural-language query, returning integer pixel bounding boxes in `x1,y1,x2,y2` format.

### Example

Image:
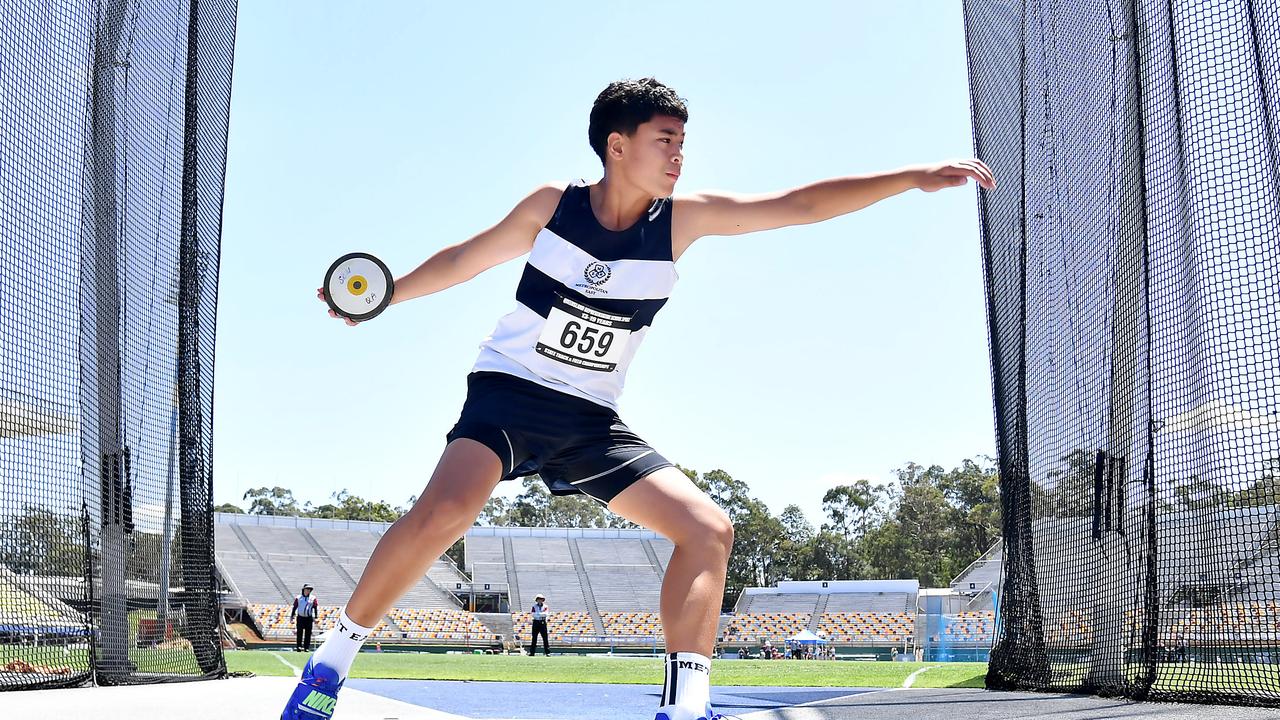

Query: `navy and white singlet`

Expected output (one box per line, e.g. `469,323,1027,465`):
473,181,678,409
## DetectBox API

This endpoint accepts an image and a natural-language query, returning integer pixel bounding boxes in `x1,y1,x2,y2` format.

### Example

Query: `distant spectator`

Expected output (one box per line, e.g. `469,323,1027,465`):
529,593,550,656
290,584,318,652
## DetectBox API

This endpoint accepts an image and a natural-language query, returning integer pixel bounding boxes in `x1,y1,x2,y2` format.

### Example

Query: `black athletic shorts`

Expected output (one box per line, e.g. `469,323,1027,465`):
445,371,673,504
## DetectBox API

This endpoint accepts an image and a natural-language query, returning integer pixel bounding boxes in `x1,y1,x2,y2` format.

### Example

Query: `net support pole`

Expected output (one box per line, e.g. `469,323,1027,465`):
156,395,179,631
177,0,222,674
1087,0,1149,693
83,0,134,683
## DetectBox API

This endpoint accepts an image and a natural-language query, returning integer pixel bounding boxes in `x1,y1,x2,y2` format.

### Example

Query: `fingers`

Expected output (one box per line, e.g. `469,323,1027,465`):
328,310,358,325
955,158,996,189
321,288,359,326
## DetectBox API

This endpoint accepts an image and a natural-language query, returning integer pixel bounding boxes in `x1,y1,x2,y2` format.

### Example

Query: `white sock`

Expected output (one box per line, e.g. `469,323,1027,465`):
310,608,375,680
659,651,712,720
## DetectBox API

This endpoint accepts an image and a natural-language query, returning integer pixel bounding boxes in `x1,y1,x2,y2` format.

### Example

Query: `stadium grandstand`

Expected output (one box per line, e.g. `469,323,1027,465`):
212,512,1008,658
0,566,90,648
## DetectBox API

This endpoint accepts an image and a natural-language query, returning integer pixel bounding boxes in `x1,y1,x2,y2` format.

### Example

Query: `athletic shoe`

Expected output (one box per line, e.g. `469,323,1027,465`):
280,656,344,719
655,702,741,720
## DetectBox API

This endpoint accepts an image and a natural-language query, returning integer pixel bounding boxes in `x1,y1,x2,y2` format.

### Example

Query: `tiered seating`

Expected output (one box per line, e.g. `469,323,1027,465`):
603,611,662,637
1161,601,1280,641
251,603,339,640
464,534,509,588
941,611,994,643
214,524,290,603
512,611,595,642
218,524,459,609
0,568,84,637
649,537,674,571
824,592,913,613
818,612,914,644
579,538,662,613
1044,609,1093,645
386,608,495,641
1033,603,1280,646
511,538,589,612
248,603,497,643
721,612,810,643
738,593,820,614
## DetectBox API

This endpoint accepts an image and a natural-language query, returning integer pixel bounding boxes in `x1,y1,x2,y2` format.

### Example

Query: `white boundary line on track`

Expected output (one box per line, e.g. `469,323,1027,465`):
274,652,302,677
901,665,940,688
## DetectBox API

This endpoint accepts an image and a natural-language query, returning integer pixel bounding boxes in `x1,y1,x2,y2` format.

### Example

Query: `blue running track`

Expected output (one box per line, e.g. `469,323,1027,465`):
347,679,878,719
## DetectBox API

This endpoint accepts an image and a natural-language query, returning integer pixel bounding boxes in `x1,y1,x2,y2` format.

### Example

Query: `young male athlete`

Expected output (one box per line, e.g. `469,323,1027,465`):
282,78,994,720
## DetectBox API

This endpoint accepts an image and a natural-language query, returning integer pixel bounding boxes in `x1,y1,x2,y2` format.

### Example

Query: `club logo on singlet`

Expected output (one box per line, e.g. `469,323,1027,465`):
581,261,612,291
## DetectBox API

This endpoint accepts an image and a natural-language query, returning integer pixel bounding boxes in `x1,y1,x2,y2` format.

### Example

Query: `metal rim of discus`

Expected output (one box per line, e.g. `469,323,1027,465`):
323,252,394,322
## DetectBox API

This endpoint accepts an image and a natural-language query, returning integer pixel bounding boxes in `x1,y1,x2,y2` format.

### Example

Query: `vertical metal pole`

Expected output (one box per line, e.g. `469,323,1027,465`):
176,0,221,674
1088,0,1148,693
157,396,179,631
84,0,133,683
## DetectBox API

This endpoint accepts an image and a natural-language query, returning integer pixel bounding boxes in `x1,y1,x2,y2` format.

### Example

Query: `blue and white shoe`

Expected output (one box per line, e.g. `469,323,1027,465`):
281,656,344,719
655,702,740,720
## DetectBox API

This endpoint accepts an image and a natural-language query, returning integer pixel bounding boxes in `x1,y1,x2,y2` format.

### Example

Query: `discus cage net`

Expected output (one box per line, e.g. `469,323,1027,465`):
966,0,1280,706
0,0,237,688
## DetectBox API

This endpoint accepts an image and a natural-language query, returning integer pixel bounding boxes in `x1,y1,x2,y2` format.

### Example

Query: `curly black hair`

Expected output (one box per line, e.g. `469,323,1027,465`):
588,78,688,165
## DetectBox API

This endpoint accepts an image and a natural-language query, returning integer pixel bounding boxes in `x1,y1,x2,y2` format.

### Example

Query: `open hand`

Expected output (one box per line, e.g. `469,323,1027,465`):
912,159,996,192
317,287,359,326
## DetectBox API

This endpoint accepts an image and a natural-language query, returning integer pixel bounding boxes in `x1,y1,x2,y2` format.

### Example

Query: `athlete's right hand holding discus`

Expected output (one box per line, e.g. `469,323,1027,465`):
320,252,395,325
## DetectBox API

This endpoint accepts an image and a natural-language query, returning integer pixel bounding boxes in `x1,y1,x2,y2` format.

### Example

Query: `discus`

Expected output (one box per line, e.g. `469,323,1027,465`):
323,252,394,322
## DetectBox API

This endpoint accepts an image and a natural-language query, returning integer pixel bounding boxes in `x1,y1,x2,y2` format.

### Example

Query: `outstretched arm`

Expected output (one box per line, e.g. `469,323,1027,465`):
320,183,563,325
672,160,995,259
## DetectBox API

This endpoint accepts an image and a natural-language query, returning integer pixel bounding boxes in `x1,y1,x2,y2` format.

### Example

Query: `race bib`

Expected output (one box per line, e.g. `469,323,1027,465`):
535,296,634,372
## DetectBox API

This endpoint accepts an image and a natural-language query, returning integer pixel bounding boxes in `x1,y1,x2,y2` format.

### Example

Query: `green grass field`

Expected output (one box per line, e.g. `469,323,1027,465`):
225,650,989,688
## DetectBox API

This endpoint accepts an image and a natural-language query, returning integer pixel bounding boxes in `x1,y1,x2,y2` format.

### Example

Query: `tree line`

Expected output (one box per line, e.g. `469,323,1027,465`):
222,458,1002,609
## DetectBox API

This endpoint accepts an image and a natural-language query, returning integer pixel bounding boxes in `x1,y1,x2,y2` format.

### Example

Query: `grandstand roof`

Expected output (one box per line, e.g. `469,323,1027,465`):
749,579,919,595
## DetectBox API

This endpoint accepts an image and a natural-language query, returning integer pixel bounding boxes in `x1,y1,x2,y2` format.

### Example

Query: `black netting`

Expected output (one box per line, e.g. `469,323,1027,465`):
966,0,1280,706
0,0,237,689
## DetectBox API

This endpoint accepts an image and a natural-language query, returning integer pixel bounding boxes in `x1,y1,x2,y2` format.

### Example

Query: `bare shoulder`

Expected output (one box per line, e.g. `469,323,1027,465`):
670,191,740,260
515,181,569,225
672,191,726,215
671,193,711,260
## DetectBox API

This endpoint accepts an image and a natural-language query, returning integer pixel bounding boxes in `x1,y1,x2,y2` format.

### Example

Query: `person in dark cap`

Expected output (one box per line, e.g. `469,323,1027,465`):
290,584,319,652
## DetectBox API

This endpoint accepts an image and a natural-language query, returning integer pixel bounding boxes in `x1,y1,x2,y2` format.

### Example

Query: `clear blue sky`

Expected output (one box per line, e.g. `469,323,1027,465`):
213,1,996,528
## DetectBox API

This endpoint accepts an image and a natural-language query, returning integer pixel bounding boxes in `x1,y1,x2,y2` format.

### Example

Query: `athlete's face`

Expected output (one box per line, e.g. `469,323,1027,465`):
611,115,684,197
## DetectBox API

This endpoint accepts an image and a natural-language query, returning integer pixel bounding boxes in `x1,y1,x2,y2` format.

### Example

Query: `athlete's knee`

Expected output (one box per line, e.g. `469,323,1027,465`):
676,506,733,556
709,510,734,554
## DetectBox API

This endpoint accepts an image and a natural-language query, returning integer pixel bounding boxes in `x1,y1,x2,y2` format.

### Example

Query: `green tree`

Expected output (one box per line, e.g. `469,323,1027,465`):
0,506,85,576
845,460,1001,588
1229,458,1280,508
774,504,817,580
476,497,509,526
939,457,1002,567
818,480,888,577
477,477,634,529
822,480,887,544
214,503,245,514
305,489,401,523
1036,449,1097,517
242,486,301,516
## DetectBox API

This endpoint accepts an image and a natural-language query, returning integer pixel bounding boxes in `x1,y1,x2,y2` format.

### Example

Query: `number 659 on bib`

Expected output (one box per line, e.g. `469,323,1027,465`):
535,296,635,372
